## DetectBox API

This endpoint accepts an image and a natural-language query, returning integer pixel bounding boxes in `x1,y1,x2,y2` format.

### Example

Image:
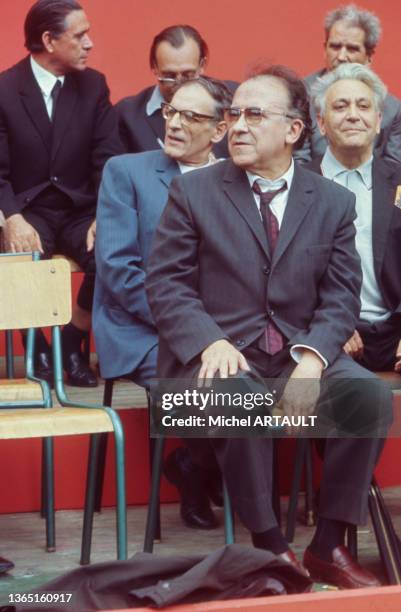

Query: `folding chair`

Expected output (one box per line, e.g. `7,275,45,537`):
0,257,127,562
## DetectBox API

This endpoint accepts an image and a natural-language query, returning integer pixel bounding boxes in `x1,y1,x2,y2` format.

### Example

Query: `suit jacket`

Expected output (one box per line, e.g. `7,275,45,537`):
145,160,362,378
294,68,401,164
115,81,238,158
0,56,122,218
93,149,180,378
306,155,401,317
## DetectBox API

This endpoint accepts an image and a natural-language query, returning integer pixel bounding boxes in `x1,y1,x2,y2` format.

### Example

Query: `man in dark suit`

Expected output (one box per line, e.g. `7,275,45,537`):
295,4,401,164
115,24,236,158
308,62,401,372
0,0,122,386
94,77,231,529
146,65,392,588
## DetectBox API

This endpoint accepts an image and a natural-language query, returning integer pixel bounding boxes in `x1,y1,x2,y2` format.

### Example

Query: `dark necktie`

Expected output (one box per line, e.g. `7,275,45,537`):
252,179,287,355
50,80,62,122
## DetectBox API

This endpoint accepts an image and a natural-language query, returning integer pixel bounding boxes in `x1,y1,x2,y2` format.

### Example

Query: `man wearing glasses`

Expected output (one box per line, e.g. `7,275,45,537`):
115,24,236,156
146,66,392,588
94,76,231,531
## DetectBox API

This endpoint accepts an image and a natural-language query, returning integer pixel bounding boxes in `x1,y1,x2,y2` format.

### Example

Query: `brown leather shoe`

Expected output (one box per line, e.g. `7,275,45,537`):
303,546,381,589
278,549,310,578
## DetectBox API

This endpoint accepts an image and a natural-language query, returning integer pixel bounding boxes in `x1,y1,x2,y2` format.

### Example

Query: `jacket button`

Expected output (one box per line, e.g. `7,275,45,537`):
270,310,275,317
24,197,31,203
51,176,59,182
235,339,245,347
262,266,270,275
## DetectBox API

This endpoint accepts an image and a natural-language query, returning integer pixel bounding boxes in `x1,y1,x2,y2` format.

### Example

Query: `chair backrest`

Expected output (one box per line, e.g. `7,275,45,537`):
0,259,72,331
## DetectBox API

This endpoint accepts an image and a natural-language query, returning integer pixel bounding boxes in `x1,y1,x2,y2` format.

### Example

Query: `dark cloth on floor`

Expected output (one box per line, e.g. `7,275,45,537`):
16,545,311,611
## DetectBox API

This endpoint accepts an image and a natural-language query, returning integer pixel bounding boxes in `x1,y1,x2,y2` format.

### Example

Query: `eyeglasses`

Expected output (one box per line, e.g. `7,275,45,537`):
161,102,217,126
157,72,200,86
224,106,298,126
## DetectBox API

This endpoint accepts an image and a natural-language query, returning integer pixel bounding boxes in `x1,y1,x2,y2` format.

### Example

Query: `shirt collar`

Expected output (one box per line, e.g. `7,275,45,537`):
322,147,373,190
246,158,295,192
30,55,65,97
146,85,165,116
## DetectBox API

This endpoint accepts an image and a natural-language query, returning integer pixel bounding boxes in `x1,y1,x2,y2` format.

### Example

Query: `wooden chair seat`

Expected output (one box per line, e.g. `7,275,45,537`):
0,407,114,439
0,378,43,401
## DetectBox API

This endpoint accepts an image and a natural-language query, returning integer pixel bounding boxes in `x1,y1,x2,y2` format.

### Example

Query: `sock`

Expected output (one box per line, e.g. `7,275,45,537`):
21,329,50,355
62,323,87,356
309,517,348,562
252,527,288,555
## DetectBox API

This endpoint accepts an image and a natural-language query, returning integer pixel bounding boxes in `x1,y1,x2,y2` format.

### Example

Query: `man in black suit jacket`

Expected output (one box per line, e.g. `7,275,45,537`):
0,0,121,386
309,62,401,372
146,65,392,588
295,4,401,164
116,24,236,157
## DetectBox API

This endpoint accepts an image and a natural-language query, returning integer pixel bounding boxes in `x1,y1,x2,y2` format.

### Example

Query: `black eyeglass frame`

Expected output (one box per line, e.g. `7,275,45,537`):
223,106,299,125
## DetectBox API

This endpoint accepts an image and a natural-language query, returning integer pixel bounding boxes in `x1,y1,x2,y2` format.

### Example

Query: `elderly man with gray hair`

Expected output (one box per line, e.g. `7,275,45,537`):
306,62,401,373
296,4,401,163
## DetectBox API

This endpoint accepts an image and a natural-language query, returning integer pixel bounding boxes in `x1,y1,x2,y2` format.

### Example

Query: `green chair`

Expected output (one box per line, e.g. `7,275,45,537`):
0,256,127,562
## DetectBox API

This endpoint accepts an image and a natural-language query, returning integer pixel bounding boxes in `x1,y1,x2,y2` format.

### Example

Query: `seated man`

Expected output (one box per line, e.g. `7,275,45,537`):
115,24,236,157
296,4,401,164
0,0,122,386
146,65,393,588
309,63,401,372
94,76,232,529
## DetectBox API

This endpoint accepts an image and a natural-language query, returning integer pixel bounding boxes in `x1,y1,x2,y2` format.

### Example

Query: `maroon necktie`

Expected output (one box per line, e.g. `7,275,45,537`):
252,180,287,354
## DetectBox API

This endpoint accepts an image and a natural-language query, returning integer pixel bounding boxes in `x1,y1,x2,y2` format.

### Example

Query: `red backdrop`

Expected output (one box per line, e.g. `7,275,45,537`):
1,0,401,103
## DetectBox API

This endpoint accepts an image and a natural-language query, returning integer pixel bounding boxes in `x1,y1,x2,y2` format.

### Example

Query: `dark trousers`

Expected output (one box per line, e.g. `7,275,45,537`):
357,315,401,371
23,187,96,311
186,346,393,533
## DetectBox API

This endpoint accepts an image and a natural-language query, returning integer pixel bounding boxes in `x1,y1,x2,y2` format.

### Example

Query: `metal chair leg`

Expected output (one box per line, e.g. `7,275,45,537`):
304,439,315,527
223,482,234,545
80,434,101,565
44,437,56,552
40,439,47,519
93,379,114,512
144,436,165,553
285,438,307,542
272,440,281,527
5,330,15,378
149,437,161,541
347,525,358,560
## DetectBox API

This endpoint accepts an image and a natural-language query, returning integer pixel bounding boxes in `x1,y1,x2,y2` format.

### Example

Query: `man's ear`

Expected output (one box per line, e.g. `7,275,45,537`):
316,114,327,136
211,120,228,144
375,111,382,135
42,31,54,53
286,118,305,146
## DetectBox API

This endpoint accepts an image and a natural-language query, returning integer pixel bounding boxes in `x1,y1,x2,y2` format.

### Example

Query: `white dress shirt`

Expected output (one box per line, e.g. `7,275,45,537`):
30,56,65,119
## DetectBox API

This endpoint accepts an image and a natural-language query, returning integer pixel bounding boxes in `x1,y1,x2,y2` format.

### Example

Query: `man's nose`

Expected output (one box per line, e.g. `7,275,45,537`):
346,103,361,119
337,46,348,62
83,35,93,50
168,111,182,128
232,112,248,132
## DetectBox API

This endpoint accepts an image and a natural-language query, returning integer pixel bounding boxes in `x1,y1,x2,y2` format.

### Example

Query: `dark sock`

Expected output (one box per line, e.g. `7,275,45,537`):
62,323,87,355
309,517,348,562
252,527,288,555
21,329,50,355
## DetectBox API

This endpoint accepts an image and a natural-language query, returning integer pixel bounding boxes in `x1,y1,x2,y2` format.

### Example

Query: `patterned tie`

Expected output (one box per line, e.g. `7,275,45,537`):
252,180,287,354
50,80,62,122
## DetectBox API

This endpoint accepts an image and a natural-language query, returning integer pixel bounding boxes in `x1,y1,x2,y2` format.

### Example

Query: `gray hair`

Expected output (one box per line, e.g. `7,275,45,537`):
312,63,387,116
325,4,382,55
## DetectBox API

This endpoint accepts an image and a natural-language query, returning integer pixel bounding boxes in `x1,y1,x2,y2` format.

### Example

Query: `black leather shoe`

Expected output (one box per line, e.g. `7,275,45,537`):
34,351,54,388
164,448,219,529
64,351,98,387
0,556,14,574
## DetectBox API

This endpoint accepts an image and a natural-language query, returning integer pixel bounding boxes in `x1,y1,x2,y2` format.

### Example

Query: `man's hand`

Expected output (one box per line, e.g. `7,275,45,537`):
277,350,323,431
394,339,401,373
198,339,250,385
343,329,364,359
3,214,43,253
86,219,96,252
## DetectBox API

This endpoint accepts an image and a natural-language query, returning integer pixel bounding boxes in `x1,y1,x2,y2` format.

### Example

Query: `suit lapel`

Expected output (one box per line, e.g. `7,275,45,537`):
51,73,78,161
155,153,179,188
18,58,52,151
272,165,315,268
146,109,165,143
223,162,270,259
372,158,397,277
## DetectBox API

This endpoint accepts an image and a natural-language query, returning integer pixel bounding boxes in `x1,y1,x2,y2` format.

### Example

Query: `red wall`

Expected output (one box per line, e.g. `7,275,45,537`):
1,0,401,103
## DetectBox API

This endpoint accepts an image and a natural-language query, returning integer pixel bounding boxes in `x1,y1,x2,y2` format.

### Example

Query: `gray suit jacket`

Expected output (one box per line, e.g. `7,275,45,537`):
146,160,362,378
93,150,179,378
295,68,401,164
